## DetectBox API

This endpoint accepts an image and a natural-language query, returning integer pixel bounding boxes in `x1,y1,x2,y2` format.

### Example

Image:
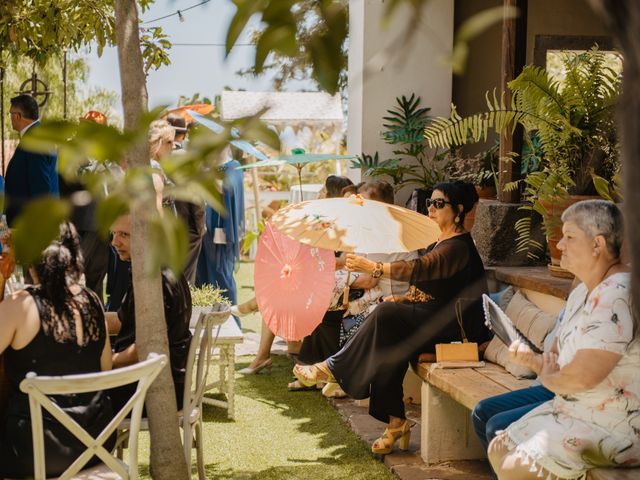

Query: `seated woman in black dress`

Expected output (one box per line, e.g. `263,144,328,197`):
0,223,114,478
293,181,491,454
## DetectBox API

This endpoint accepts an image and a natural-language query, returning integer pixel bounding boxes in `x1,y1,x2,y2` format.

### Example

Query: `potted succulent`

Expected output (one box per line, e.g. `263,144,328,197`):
351,94,457,213
425,48,621,268
189,283,231,327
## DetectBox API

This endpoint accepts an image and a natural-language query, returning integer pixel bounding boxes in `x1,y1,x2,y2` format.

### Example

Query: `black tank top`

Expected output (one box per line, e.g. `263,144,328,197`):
0,285,114,478
5,285,106,394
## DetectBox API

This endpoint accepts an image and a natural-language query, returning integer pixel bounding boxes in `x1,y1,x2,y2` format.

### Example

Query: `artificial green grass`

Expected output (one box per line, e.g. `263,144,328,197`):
200,355,393,479
135,355,393,479
133,261,392,479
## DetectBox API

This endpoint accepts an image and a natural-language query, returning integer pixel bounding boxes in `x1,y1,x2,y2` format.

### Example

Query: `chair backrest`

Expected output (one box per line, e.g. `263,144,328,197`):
181,306,227,459
20,353,167,480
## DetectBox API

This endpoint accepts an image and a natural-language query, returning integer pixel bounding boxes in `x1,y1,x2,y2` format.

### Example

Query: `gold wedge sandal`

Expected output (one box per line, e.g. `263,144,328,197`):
292,362,335,387
321,382,347,398
371,420,415,455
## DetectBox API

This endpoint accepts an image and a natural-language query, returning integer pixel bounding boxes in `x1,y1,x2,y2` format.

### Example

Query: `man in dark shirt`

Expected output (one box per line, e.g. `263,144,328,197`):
105,214,192,410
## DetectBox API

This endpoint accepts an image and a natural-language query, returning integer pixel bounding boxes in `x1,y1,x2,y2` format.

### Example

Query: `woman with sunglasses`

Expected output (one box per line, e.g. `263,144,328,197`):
293,180,491,455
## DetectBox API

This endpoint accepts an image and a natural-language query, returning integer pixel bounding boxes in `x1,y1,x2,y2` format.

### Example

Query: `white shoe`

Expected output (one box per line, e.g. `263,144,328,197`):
238,358,273,375
230,305,251,317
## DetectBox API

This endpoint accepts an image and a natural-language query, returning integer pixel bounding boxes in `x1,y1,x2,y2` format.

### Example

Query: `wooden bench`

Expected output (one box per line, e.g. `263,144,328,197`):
416,361,532,464
416,361,640,479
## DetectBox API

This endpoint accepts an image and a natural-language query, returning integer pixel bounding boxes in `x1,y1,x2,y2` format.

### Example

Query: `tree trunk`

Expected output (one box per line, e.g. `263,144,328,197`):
113,1,189,478
587,0,640,328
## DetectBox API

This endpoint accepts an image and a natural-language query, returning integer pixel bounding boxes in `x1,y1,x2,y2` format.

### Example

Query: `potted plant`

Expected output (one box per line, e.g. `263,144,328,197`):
424,48,621,268
350,152,382,180
189,283,231,327
351,94,457,213
447,143,500,199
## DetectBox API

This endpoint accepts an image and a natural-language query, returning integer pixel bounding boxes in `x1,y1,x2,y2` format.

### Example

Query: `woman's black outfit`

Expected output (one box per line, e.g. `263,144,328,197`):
109,269,192,412
0,287,114,478
326,233,491,423
298,309,345,365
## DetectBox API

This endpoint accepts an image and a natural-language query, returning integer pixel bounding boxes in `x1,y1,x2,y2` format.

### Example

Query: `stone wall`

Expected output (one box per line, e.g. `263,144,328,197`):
471,200,547,266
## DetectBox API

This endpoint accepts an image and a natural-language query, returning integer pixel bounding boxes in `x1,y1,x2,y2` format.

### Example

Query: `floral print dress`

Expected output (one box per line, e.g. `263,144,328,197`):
502,272,640,479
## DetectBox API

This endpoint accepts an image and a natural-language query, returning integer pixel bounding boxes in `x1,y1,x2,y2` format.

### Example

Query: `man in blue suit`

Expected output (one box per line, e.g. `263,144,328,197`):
4,94,59,226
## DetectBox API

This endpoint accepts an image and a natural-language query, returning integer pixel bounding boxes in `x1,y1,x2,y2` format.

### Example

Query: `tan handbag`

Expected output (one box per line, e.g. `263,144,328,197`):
435,299,479,362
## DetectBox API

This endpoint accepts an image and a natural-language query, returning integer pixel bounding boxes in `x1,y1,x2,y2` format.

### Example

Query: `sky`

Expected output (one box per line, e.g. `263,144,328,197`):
84,0,310,113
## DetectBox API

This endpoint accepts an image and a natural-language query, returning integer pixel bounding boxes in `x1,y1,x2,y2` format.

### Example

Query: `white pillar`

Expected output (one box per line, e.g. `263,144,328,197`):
347,0,455,203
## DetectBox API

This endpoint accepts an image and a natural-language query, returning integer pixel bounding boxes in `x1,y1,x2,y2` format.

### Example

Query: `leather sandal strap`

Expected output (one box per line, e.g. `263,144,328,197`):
373,429,395,449
315,363,336,382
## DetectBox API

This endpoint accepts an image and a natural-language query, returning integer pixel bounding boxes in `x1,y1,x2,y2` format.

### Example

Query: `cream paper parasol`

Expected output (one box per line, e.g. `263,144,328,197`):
270,195,441,254
270,195,441,303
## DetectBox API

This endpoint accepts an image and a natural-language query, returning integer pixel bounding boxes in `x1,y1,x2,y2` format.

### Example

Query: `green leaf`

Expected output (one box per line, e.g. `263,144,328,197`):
12,198,71,266
242,229,259,255
255,24,297,72
446,6,517,74
148,211,189,277
96,195,130,239
241,221,265,254
456,6,517,43
307,1,348,95
226,0,265,56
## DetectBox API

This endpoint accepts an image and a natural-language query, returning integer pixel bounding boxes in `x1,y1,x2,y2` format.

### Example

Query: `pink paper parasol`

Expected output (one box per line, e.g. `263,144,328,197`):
255,222,335,340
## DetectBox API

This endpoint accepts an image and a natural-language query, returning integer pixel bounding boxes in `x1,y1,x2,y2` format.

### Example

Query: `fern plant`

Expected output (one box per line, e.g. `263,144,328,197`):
425,48,620,195
360,94,457,191
425,48,621,258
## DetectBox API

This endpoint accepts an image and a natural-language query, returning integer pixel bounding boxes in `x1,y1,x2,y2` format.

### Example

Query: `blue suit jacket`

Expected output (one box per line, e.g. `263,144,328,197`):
4,122,59,226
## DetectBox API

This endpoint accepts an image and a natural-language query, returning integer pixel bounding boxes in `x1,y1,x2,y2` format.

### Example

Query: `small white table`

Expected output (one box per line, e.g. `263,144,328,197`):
197,315,243,419
289,183,323,203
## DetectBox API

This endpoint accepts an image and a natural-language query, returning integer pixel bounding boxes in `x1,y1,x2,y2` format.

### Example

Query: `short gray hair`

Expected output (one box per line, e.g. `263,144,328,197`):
561,200,624,258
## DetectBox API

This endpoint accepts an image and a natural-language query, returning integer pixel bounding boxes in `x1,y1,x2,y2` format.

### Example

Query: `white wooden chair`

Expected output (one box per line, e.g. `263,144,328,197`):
3,272,22,295
19,353,167,480
116,308,227,480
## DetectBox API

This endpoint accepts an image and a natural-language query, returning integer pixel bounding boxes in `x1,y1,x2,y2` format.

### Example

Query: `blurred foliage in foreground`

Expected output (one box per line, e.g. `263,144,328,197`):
16,108,279,274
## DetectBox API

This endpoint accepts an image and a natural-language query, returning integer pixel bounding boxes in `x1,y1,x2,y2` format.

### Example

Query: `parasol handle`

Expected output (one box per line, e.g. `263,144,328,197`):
342,270,351,306
296,164,304,200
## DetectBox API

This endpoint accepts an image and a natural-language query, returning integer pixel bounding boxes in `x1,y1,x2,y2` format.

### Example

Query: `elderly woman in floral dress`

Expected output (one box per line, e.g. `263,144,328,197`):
489,200,640,480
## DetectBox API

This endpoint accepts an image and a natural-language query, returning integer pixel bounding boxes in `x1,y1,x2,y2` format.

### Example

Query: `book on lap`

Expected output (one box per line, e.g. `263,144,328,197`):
482,294,542,354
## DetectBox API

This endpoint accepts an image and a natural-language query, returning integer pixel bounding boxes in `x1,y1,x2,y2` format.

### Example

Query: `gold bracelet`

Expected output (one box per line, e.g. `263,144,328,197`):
371,262,384,278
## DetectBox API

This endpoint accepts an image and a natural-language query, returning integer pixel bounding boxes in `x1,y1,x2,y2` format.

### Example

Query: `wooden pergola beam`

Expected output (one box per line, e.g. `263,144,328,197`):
499,0,528,203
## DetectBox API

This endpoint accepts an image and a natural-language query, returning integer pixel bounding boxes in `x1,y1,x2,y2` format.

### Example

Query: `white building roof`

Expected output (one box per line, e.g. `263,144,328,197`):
220,91,343,123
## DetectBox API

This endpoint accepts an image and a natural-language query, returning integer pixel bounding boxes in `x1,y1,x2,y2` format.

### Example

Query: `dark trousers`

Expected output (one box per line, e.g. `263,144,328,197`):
175,200,205,285
471,385,554,450
298,310,344,365
326,301,459,423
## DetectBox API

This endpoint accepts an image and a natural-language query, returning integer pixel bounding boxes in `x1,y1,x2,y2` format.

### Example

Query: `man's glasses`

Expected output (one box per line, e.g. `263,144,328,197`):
426,198,452,209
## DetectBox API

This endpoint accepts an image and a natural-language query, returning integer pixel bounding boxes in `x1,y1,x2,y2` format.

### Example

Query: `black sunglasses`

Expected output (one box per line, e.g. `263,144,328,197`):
426,198,452,209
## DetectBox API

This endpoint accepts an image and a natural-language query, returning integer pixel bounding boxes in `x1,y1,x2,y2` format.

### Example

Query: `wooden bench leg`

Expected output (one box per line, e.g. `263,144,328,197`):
421,381,486,464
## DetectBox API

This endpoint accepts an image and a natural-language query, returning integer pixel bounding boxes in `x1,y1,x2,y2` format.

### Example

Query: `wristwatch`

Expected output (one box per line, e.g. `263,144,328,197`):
371,262,384,278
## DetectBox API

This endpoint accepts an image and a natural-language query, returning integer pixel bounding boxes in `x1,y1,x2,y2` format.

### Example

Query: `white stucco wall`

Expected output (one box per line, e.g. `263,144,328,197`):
347,0,455,204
